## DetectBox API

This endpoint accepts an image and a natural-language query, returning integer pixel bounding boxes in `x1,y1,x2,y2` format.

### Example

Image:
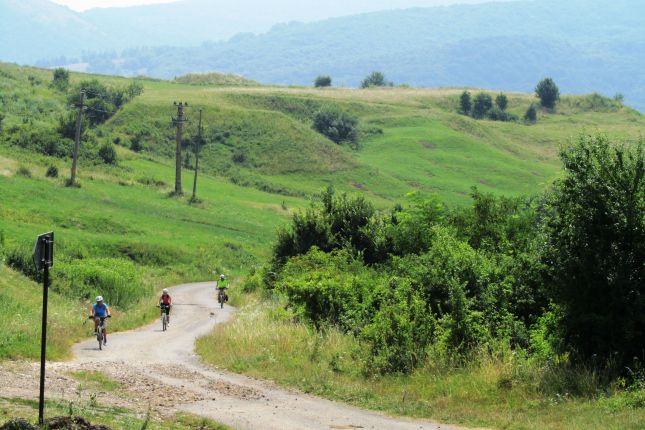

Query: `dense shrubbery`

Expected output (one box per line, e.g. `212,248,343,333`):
312,108,359,147
268,134,645,378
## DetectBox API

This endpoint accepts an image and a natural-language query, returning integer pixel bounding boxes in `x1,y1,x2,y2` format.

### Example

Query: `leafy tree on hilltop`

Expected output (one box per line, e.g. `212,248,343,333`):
361,71,390,88
459,91,472,115
495,93,508,111
314,75,332,88
535,78,560,109
51,67,69,92
472,92,493,119
545,134,645,367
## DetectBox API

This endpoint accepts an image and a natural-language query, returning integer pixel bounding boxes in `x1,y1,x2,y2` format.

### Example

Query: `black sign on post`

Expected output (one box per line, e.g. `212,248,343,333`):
32,232,54,426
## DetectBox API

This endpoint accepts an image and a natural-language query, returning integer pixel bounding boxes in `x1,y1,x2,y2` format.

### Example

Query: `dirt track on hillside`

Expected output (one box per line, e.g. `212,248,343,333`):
1,282,481,430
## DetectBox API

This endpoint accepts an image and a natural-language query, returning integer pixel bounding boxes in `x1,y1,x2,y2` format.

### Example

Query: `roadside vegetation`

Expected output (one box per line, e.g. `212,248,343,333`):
1,62,645,428
199,134,645,429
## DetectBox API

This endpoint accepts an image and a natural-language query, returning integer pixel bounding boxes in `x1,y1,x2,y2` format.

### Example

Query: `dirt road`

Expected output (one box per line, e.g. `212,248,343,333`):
7,282,478,430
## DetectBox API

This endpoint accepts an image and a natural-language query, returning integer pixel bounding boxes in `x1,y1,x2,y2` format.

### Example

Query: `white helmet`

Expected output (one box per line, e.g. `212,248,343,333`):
96,296,103,302
220,274,225,279
163,288,169,294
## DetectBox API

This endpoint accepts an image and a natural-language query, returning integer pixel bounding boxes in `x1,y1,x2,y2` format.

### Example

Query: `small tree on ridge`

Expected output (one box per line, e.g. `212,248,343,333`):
535,77,560,109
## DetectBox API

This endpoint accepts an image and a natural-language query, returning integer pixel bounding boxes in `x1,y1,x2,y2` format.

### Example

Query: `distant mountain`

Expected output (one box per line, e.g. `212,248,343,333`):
38,0,645,110
2,0,644,110
0,0,503,63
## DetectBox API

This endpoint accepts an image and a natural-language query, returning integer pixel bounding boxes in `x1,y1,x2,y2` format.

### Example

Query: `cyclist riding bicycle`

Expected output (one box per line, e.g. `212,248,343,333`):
216,274,229,303
90,296,111,343
159,288,172,324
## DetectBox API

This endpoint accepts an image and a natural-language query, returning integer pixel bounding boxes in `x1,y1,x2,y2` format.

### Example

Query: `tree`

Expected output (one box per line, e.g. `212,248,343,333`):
545,134,645,366
535,78,560,109
51,68,69,92
495,93,508,111
361,71,389,88
312,107,358,145
471,92,493,119
0,112,4,133
524,104,537,123
459,91,472,115
314,75,332,88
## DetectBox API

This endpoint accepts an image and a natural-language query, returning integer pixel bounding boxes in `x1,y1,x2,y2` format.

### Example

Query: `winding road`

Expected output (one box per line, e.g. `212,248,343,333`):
66,282,476,430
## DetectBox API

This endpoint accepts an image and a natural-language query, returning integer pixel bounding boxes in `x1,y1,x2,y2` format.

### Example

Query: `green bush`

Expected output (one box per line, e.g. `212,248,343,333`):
472,92,493,119
535,77,560,109
45,165,59,178
524,104,538,123
98,142,117,164
545,134,645,366
459,90,472,115
53,258,152,308
16,166,31,177
314,75,332,88
312,107,359,145
360,71,391,88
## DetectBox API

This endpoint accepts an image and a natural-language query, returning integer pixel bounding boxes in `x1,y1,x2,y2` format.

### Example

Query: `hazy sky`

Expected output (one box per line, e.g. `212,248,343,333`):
51,0,501,12
52,0,177,11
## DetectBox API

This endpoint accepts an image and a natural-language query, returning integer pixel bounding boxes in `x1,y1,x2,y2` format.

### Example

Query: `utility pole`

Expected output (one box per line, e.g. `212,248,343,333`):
192,109,203,201
69,89,85,186
172,102,188,195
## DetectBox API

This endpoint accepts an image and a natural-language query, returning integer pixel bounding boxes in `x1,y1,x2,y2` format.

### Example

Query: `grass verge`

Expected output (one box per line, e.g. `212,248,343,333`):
196,300,645,430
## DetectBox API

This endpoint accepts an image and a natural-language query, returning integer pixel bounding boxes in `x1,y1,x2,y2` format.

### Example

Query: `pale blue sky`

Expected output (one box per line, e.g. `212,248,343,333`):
52,0,500,12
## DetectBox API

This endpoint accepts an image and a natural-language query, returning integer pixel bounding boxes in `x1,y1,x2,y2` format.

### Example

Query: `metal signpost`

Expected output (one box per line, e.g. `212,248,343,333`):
32,231,54,425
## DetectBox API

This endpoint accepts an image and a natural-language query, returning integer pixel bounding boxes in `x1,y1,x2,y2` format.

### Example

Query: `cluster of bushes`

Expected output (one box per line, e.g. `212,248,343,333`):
266,134,645,378
459,91,518,122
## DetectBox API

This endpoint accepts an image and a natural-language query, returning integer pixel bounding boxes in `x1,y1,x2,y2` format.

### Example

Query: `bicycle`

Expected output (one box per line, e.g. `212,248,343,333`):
217,289,227,309
89,315,110,350
159,304,170,331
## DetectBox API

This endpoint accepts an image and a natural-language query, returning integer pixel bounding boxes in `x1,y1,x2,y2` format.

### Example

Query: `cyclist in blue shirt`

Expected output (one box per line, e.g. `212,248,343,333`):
90,296,111,343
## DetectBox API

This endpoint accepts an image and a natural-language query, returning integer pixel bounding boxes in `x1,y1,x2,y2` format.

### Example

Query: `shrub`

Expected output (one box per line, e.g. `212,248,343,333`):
45,165,59,178
314,75,332,88
535,77,560,109
16,166,31,177
98,143,117,164
472,92,493,119
488,107,518,122
524,104,538,123
459,91,472,115
312,107,359,145
495,93,509,111
545,134,645,366
360,71,390,88
51,67,69,91
6,245,41,282
53,258,152,308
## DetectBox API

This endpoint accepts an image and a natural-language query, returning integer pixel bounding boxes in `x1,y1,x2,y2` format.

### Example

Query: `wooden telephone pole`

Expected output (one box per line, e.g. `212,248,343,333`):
172,102,188,195
69,89,85,186
192,109,203,201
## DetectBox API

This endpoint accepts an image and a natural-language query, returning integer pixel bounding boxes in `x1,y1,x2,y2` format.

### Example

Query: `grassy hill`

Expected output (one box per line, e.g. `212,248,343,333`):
1,61,644,358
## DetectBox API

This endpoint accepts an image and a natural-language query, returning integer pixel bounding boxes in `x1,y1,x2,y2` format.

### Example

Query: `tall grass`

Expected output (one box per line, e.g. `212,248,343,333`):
197,301,645,430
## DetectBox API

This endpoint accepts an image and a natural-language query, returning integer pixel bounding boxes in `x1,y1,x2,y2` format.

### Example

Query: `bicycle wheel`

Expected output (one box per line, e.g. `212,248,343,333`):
97,330,103,350
162,312,167,331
